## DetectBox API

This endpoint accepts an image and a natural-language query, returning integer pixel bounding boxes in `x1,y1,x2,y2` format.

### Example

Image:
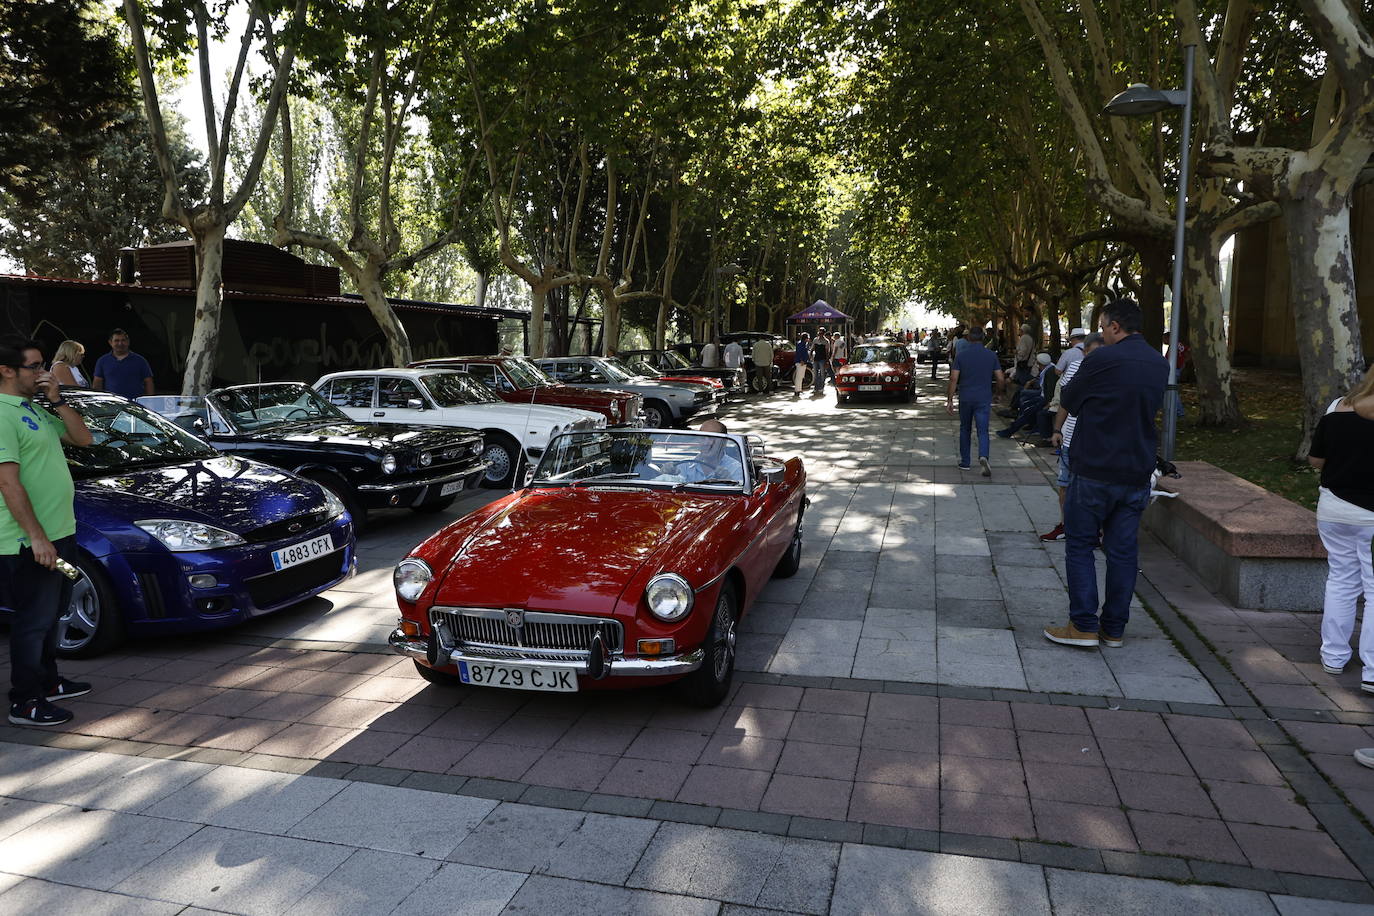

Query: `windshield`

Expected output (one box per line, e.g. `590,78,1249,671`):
622,357,662,378
212,384,346,432
503,358,549,389
66,397,218,476
661,350,693,370
422,372,499,406
590,358,633,382
532,430,747,490
852,346,909,364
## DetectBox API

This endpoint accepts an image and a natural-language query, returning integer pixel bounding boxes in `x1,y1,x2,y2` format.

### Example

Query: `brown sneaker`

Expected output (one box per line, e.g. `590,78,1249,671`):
1043,624,1099,647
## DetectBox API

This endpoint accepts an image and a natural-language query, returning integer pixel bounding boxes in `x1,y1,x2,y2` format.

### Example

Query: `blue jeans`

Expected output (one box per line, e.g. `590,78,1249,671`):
1,536,77,703
813,359,834,392
958,401,990,466
1063,476,1150,636
1003,392,1044,434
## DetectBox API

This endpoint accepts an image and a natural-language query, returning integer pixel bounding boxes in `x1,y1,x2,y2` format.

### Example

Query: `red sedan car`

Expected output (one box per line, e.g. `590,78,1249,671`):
835,343,918,403
409,356,642,427
389,429,807,706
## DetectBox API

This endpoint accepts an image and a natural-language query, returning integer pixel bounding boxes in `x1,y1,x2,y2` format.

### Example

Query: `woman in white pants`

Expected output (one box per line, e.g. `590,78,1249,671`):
1308,367,1374,691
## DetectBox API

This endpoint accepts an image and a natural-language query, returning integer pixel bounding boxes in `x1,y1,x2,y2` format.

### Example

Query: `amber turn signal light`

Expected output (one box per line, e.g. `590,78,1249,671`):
397,619,421,637
636,638,675,656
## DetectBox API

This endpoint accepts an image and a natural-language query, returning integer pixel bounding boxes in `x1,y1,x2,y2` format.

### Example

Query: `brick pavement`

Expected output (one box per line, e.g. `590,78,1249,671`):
1,368,1373,911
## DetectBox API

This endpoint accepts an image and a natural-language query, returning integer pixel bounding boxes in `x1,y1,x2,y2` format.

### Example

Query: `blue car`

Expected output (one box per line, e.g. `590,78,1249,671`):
6,390,357,657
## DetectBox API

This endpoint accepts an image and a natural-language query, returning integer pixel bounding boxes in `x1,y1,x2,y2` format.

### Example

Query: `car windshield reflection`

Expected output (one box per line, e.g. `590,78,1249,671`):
532,431,747,490
210,384,347,432
66,396,218,476
852,346,908,364
422,372,500,406
503,358,550,389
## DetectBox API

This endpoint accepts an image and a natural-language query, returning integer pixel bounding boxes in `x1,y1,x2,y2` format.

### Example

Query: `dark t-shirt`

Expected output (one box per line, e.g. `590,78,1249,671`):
94,351,153,400
812,340,830,361
1310,410,1374,512
951,344,1001,405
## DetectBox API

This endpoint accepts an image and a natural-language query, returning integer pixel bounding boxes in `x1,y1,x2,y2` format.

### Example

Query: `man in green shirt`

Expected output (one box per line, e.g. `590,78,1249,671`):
0,335,94,726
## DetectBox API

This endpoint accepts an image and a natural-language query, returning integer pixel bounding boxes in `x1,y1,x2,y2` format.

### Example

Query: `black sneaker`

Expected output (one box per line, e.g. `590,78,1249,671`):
9,698,73,727
46,679,91,701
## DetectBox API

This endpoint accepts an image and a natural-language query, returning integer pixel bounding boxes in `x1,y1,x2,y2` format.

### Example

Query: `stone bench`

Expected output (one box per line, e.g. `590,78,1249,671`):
1142,461,1326,612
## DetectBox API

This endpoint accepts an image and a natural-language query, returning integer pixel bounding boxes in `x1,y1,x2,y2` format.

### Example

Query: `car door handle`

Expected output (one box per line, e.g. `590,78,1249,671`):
373,411,385,417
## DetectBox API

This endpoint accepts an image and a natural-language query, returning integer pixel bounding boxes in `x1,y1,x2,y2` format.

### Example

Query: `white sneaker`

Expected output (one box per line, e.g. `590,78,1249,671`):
1356,748,1374,769
979,456,991,477
1322,662,1345,675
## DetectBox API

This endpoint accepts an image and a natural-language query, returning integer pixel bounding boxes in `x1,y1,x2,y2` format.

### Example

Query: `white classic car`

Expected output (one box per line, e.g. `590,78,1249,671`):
314,368,606,488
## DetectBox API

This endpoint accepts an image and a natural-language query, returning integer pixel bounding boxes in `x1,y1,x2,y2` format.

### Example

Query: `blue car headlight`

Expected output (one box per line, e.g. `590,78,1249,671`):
135,519,246,552
320,487,348,520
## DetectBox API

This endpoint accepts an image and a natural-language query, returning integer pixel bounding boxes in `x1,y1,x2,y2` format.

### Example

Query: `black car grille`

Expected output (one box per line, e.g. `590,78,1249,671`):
137,572,167,619
245,511,331,544
693,391,711,404
431,607,623,662
245,552,345,609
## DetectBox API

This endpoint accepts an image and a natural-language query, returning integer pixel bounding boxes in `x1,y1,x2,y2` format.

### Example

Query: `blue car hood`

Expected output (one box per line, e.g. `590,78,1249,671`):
76,455,328,534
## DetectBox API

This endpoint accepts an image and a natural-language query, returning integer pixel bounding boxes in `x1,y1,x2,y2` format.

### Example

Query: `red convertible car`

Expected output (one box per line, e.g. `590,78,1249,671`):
409,355,643,427
389,429,807,706
835,343,918,403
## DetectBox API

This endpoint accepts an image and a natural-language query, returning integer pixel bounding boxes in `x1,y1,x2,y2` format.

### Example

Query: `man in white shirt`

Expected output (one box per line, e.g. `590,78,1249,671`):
1038,332,1102,541
723,339,744,370
750,337,774,392
1056,328,1087,375
700,339,720,368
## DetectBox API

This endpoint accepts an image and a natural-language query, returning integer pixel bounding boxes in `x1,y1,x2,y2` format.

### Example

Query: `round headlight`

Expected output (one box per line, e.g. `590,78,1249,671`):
381,453,398,474
394,558,433,602
419,451,433,467
646,573,693,622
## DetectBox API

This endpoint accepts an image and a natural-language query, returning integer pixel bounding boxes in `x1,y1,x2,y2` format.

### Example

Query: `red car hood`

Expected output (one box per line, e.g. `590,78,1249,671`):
431,487,733,615
839,361,908,376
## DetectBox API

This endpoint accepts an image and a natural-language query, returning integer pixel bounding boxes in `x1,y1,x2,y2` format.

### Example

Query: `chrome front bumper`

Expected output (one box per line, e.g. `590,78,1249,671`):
356,464,485,494
388,628,703,678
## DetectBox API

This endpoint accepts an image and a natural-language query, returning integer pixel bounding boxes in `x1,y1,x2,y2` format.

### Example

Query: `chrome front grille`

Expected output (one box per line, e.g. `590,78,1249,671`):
430,607,623,662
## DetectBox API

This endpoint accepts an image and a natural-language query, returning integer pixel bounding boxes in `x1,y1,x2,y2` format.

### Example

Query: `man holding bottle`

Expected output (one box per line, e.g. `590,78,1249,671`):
0,335,94,726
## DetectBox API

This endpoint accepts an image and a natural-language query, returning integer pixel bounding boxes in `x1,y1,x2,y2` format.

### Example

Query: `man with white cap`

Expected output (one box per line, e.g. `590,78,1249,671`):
1056,328,1088,375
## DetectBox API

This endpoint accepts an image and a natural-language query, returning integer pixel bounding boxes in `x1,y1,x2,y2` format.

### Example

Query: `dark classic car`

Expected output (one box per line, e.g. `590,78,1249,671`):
388,428,807,706
835,343,918,402
535,356,712,428
618,349,747,395
407,356,644,428
9,390,356,656
141,383,486,529
608,356,726,403
671,334,794,387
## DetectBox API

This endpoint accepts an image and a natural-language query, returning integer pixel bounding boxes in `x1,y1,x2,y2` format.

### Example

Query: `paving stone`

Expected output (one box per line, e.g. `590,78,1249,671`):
115,824,352,914
1228,822,1363,880
500,874,713,916
761,773,852,820
1276,876,1374,906
13,751,214,814
941,789,1034,839
391,861,529,915
1114,770,1217,818
0,878,183,915
290,780,494,857
1017,841,1104,872
290,848,440,916
1186,860,1286,893
1045,867,1276,915
1271,893,1374,914
540,812,662,884
628,821,838,914
143,765,345,832
716,808,792,835
1128,810,1247,863
1206,781,1318,829
0,806,199,892
832,844,1050,916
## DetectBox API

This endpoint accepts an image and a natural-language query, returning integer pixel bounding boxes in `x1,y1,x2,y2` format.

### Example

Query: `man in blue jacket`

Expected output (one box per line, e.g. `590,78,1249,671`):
1043,299,1167,649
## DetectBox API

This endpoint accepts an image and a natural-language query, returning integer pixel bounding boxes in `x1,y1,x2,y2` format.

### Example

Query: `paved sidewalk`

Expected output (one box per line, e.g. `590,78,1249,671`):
2,367,1373,911
0,743,1363,915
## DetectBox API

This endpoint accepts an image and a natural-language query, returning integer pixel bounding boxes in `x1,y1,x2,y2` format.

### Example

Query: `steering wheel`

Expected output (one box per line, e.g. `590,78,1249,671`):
285,407,313,419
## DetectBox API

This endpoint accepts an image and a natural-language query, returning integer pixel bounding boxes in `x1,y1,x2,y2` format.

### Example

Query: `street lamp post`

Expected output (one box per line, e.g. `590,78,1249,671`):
1103,43,1195,462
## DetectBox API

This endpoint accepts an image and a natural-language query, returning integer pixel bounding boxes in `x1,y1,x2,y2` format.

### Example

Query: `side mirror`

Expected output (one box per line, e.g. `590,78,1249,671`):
760,466,785,486
192,417,206,431
523,467,536,487
406,398,425,410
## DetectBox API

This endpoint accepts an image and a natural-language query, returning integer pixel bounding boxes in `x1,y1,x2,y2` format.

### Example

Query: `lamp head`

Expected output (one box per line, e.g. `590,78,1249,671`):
1104,83,1179,116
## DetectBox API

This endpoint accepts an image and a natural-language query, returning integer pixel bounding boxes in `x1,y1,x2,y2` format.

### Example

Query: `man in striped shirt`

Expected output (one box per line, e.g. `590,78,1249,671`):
1038,332,1103,542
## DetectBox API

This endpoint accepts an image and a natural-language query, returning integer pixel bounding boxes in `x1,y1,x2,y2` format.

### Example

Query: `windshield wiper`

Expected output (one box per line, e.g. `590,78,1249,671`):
673,477,741,490
572,472,644,487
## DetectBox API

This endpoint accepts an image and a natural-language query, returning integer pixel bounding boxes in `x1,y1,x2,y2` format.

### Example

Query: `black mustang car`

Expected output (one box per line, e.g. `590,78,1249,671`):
141,383,487,530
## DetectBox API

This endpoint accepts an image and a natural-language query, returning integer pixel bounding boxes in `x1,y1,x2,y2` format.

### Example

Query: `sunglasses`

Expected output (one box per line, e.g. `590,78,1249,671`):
11,361,43,371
